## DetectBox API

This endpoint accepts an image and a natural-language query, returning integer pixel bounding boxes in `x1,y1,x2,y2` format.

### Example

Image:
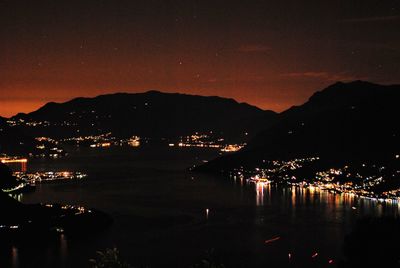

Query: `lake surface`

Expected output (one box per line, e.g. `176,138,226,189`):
2,145,400,268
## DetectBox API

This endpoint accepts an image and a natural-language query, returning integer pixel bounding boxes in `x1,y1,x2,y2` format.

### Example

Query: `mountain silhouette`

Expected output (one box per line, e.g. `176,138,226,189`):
198,81,400,171
10,91,276,141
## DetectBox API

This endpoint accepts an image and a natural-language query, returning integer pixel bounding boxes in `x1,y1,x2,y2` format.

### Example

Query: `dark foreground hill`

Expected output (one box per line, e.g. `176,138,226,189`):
0,163,112,240
198,81,400,172
11,91,277,141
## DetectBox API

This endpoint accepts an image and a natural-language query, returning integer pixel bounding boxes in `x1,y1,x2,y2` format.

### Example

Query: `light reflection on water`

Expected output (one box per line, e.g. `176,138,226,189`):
250,180,400,218
59,234,68,264
5,162,27,173
4,147,400,268
255,182,264,206
11,247,18,268
7,172,400,268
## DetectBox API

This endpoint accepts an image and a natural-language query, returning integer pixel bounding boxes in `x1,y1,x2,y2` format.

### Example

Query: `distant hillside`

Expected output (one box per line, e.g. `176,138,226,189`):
0,116,38,155
198,81,400,171
11,91,277,141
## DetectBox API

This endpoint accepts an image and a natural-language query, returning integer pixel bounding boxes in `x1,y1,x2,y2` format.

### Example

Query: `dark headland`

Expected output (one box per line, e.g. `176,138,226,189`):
0,163,112,243
196,81,400,172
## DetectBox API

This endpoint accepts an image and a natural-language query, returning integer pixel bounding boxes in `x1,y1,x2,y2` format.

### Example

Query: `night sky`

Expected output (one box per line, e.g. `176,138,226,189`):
1,0,399,117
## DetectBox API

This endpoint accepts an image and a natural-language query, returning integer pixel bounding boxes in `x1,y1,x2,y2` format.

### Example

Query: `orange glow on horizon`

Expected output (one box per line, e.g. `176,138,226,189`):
0,100,46,118
1,1,399,118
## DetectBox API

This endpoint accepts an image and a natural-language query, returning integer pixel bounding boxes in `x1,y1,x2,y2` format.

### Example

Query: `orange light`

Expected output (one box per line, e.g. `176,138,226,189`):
0,158,28,163
264,236,281,244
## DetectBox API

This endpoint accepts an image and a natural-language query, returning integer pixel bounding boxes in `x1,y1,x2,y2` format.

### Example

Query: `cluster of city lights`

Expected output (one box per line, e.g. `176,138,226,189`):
232,155,400,201
14,171,87,183
60,132,141,148
6,119,50,127
170,132,245,152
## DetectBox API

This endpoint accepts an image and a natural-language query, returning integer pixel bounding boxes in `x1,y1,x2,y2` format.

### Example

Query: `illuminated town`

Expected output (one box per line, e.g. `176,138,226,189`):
170,132,245,152
14,171,87,183
61,132,116,146
1,155,87,194
232,155,400,202
1,170,88,194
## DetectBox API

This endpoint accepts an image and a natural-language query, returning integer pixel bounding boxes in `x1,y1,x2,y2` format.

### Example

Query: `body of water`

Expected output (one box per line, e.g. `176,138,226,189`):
2,145,399,267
